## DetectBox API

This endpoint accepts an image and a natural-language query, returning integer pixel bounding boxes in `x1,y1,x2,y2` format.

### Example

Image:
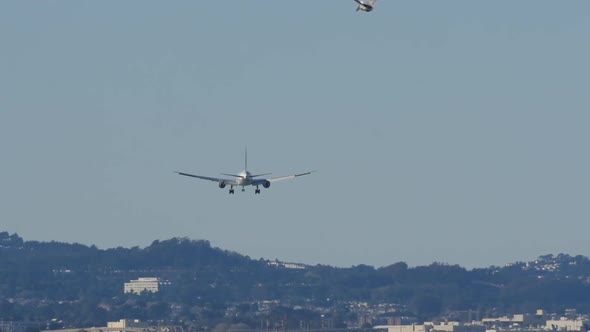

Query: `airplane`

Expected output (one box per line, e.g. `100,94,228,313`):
175,149,314,194
354,0,378,12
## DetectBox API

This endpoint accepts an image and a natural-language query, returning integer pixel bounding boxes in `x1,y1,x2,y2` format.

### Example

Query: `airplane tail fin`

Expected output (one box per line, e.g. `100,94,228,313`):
356,6,361,11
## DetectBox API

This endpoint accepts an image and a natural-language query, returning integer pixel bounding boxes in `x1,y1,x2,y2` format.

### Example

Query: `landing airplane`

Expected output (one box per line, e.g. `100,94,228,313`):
175,150,314,194
354,0,378,12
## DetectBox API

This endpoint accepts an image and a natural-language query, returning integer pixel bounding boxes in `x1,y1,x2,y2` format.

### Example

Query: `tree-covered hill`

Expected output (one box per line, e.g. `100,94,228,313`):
2,231,590,327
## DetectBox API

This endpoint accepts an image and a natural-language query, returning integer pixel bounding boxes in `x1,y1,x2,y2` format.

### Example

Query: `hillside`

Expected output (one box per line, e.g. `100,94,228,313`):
2,231,590,329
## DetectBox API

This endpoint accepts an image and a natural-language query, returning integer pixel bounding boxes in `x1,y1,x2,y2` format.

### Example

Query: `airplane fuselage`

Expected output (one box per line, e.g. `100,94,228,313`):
237,171,252,186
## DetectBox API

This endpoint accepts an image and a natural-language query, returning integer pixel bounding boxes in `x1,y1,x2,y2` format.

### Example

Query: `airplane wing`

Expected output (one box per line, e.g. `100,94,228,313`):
267,171,315,183
175,171,238,185
354,0,363,4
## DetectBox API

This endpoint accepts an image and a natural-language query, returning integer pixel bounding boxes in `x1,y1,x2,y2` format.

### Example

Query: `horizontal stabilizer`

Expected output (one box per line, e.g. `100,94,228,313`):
220,173,244,178
251,173,272,178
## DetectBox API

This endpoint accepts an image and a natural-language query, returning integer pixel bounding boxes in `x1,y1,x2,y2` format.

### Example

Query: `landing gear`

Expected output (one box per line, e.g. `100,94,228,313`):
255,186,261,194
241,186,245,192
229,186,234,194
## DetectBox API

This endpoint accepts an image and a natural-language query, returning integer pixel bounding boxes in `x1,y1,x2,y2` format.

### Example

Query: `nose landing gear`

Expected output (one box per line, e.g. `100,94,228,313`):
229,186,234,194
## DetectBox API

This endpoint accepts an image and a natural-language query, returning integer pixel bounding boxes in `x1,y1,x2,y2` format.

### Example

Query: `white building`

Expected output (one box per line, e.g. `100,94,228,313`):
124,277,170,294
430,322,484,332
267,259,306,269
482,314,525,324
107,319,146,329
374,322,485,332
545,319,585,331
374,324,427,332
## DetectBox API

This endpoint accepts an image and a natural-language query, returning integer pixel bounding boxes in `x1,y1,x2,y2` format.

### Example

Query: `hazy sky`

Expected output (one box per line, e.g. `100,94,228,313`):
1,1,589,269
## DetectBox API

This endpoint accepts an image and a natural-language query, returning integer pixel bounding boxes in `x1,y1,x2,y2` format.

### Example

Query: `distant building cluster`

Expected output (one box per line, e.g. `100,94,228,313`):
32,306,590,332
41,320,178,332
0,321,40,332
123,277,171,294
374,311,590,332
375,323,484,332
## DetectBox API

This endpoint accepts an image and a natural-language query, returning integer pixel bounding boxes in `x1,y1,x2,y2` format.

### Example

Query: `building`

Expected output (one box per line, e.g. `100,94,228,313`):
375,323,485,332
267,259,306,269
374,324,428,332
545,319,585,331
1,321,41,332
123,277,170,294
429,323,485,332
482,314,526,329
107,319,146,331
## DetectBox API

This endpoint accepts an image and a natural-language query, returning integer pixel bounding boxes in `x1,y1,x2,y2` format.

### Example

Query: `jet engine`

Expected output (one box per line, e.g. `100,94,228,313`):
262,180,271,188
218,181,226,189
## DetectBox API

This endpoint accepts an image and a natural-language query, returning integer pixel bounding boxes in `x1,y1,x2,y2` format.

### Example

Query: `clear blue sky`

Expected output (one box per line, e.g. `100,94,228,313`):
1,1,589,269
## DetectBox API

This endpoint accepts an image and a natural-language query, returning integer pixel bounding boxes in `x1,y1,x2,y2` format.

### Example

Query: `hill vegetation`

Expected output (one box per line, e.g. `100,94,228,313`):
2,231,590,329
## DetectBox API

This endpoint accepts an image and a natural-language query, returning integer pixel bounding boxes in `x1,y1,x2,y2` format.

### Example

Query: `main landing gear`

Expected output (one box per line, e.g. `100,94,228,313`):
228,186,261,194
